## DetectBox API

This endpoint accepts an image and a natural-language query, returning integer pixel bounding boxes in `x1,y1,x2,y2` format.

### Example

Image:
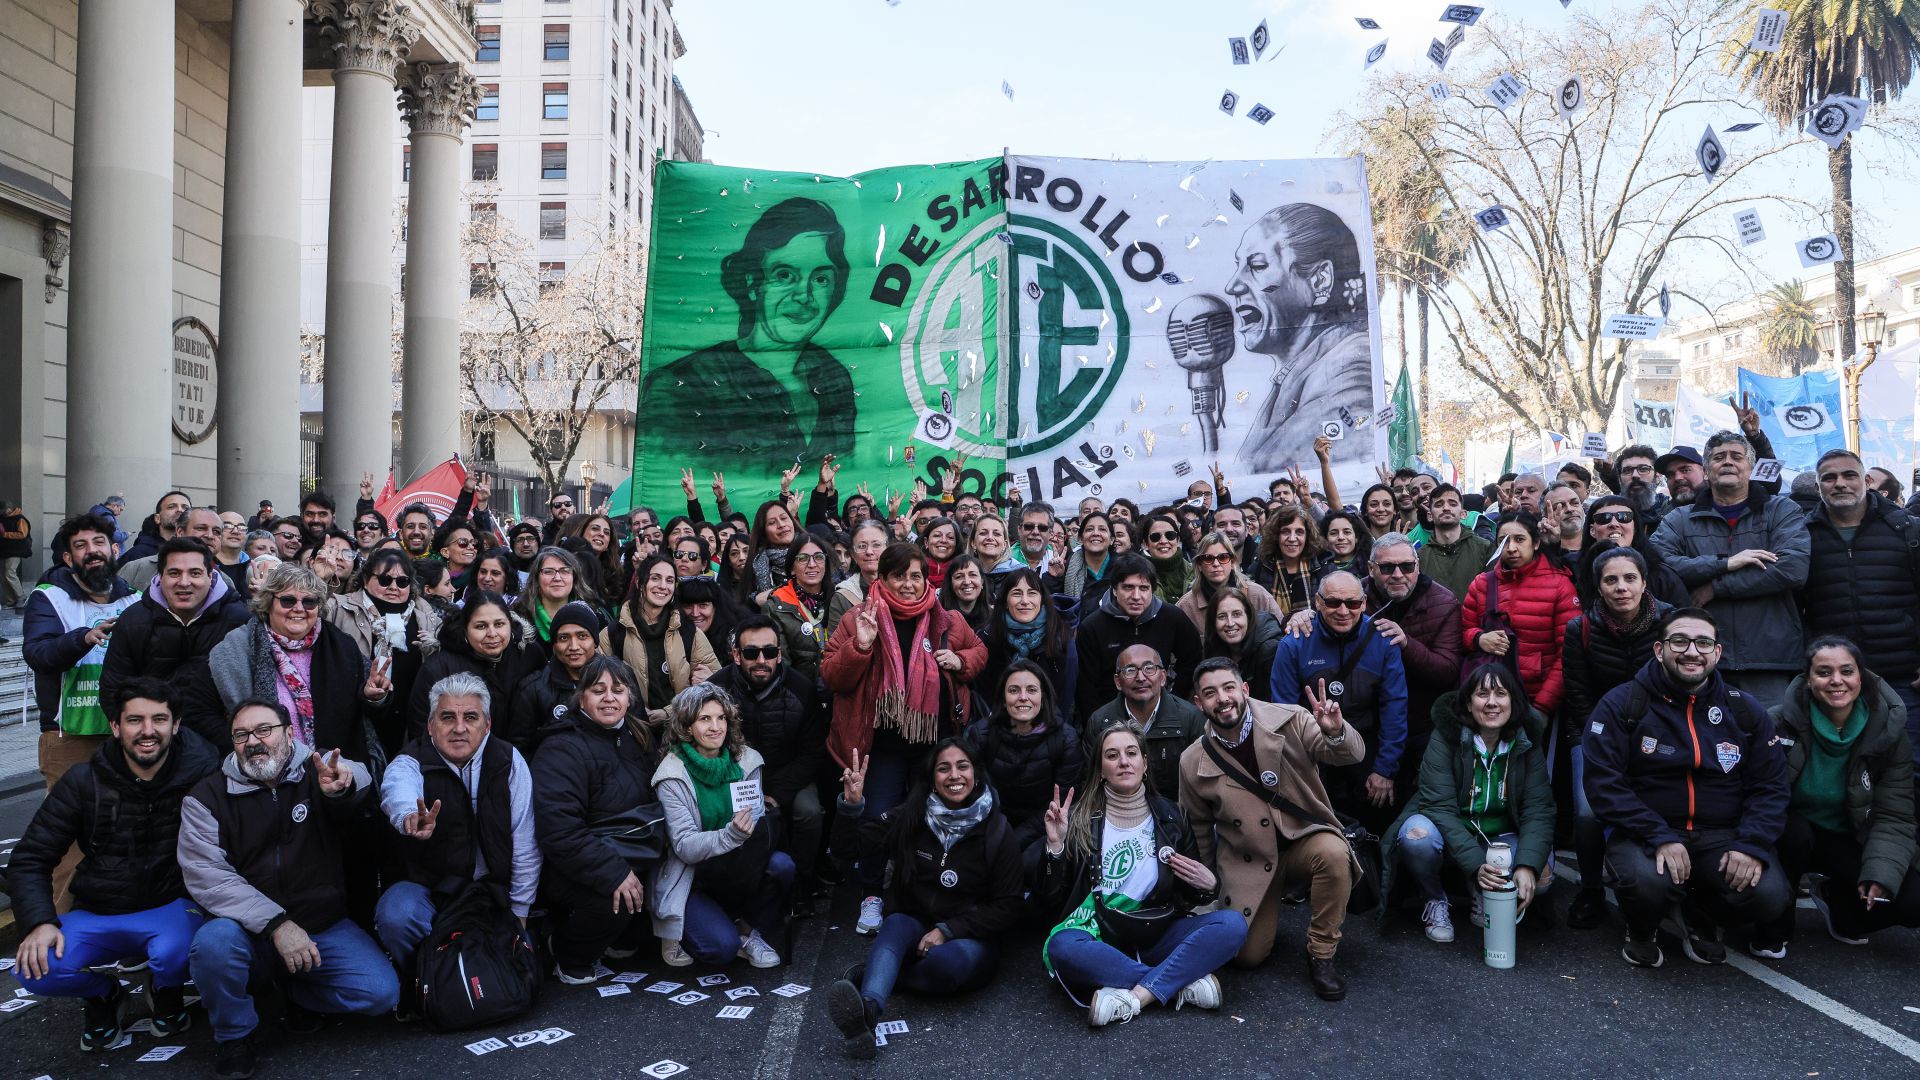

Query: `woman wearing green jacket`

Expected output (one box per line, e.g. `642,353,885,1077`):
1753,636,1920,958
1384,664,1555,946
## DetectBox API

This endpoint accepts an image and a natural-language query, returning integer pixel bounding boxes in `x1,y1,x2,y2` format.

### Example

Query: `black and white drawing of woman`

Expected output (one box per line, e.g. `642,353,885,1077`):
640,196,856,470
1225,202,1373,473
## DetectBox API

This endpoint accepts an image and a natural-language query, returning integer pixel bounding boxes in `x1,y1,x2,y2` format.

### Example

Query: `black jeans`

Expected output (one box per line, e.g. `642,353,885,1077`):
1760,813,1920,942
1606,827,1791,937
548,901,646,971
1322,758,1399,837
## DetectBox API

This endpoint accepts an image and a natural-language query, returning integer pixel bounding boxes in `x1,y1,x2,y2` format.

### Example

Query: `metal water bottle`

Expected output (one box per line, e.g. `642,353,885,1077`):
1482,842,1517,970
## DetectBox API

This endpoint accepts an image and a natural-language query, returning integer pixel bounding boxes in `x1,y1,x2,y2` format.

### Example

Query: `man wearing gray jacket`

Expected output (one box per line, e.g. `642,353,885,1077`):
1649,430,1811,711
180,700,396,1080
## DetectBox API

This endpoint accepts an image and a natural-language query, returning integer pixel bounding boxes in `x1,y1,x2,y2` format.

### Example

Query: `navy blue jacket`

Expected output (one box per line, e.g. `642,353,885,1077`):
1581,659,1788,860
1269,613,1409,778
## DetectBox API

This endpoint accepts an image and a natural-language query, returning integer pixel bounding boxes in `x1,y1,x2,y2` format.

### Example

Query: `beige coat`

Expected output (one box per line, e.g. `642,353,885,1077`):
603,606,718,717
326,590,442,660
1178,698,1362,920
1175,574,1283,634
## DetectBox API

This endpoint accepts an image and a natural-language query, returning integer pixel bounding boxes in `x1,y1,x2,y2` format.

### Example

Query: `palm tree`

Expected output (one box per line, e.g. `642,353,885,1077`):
1733,1,1920,363
1758,279,1822,374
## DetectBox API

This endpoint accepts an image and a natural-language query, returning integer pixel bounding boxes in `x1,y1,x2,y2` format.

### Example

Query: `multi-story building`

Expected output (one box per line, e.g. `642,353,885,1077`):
0,0,482,566
301,0,697,511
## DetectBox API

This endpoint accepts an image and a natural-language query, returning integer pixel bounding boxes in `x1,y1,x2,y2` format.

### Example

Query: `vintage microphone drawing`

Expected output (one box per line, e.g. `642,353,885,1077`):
1168,295,1237,452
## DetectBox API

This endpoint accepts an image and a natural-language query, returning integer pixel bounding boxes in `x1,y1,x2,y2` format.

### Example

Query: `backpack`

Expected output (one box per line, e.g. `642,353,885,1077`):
414,880,540,1032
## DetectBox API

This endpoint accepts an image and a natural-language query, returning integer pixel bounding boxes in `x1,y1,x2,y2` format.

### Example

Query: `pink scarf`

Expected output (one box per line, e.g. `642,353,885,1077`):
266,624,320,744
864,582,947,745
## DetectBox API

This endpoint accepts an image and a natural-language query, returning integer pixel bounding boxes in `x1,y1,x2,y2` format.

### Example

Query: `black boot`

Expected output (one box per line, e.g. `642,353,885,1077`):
1306,955,1345,1001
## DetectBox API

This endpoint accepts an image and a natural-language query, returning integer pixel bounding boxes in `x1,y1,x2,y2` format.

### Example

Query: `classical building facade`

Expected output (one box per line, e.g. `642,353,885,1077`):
0,0,485,551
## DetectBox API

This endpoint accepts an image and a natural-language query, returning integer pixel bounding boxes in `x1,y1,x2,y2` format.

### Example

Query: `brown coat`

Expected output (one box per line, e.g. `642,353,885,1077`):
1174,574,1283,634
1178,698,1363,920
603,606,719,719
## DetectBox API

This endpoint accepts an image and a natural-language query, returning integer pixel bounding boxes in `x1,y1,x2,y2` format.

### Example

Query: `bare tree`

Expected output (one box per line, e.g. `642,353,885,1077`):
1344,0,1811,434
459,205,645,494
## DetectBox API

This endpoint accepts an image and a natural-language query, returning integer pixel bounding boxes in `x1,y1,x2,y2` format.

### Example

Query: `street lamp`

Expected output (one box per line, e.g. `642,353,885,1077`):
579,458,599,510
1814,310,1837,359
1845,302,1887,453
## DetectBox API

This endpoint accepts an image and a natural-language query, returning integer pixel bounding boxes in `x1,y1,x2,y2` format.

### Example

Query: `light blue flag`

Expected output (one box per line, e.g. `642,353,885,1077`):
1735,367,1845,470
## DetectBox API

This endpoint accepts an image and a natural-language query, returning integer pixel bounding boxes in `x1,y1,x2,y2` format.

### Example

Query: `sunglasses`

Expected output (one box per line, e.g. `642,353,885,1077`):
1019,522,1051,532
449,537,478,548
737,645,780,660
1147,531,1179,543
274,595,321,611
1374,560,1417,575
354,521,384,532
1319,596,1367,610
551,500,574,509
1196,552,1235,565
673,549,703,560
1590,511,1635,526
372,573,411,588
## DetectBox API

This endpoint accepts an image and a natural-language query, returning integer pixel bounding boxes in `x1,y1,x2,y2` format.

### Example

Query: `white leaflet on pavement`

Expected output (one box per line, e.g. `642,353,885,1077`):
137,1046,186,1062
641,1062,690,1079
670,990,711,1005
508,1031,545,1048
612,972,649,983
644,981,684,993
541,1028,576,1043
698,974,732,987
771,983,812,997
597,984,632,998
726,986,761,1000
717,1005,754,1019
465,1038,509,1055
877,1020,910,1036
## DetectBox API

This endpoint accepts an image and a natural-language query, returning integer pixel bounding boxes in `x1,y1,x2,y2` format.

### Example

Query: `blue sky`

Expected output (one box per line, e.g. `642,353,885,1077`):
673,0,1920,329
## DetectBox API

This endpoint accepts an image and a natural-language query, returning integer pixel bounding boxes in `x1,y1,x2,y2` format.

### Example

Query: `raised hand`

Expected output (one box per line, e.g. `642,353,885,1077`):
361,656,392,702
310,750,352,796
1314,434,1334,461
405,797,442,839
360,471,374,499
711,472,727,501
911,477,928,504
841,747,869,804
780,462,803,495
681,468,697,499
1734,391,1762,436
1043,785,1075,852
818,454,840,491
1304,678,1345,735
854,603,881,652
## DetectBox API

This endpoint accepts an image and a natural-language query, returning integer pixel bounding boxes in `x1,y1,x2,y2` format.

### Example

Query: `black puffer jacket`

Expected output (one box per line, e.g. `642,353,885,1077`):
1800,493,1920,684
833,788,1026,941
1072,592,1203,722
1560,599,1672,741
409,620,542,744
184,619,383,765
961,714,1082,844
99,575,249,714
531,709,662,908
6,730,220,930
508,658,580,755
707,663,826,808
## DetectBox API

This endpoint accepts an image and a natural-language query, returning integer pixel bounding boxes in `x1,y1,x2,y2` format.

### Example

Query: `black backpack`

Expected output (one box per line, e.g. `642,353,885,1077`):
414,879,540,1032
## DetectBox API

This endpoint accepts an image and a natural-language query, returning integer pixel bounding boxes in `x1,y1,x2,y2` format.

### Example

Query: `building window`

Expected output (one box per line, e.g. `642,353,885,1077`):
540,202,566,240
541,142,567,179
476,84,499,121
543,83,569,120
1887,326,1902,347
476,25,500,62
401,145,411,183
626,64,634,102
472,201,497,225
539,262,566,291
608,155,617,192
470,263,490,298
625,120,632,155
544,23,570,61
471,143,498,181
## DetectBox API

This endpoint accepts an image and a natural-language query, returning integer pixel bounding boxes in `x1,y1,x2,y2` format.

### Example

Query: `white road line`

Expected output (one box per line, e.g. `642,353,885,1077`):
1726,954,1920,1065
1556,856,1919,1063
753,913,827,1080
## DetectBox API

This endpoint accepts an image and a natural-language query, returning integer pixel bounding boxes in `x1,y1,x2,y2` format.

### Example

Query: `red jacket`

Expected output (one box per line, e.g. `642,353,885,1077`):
1460,555,1578,713
821,601,986,768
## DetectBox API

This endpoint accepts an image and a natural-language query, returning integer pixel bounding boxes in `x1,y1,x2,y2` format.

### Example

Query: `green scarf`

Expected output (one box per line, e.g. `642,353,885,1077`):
531,600,555,643
1793,701,1867,833
1149,551,1192,603
674,742,744,830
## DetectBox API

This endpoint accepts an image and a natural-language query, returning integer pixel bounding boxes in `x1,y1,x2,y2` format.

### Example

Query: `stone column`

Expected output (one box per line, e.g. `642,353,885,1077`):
216,0,306,508
67,0,176,511
314,0,418,496
399,62,480,481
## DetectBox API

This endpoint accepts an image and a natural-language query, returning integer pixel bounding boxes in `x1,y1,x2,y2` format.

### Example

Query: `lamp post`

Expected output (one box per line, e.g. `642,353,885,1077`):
579,458,599,514
1814,310,1837,362
1845,303,1888,454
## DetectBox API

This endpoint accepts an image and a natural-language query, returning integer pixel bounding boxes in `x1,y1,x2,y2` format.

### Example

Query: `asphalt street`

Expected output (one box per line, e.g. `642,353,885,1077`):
3,875,1919,1080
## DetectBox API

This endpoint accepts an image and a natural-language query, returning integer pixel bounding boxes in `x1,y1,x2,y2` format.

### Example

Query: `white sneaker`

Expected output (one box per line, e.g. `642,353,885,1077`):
1173,973,1222,1011
737,930,781,969
856,896,884,935
660,939,694,968
1422,899,1456,943
1087,986,1141,1027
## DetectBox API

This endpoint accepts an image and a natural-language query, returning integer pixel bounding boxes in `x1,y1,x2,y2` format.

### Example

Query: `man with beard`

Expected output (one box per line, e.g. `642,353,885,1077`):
101,536,249,714
1541,482,1588,572
8,678,219,1050
396,503,439,559
124,506,225,592
1581,608,1790,968
1213,504,1256,570
1412,484,1493,604
1650,431,1810,711
299,491,337,544
506,521,542,586
118,490,192,569
709,616,828,912
1655,446,1707,507
181,700,394,1079
24,513,141,908
1607,444,1670,533
1180,658,1363,999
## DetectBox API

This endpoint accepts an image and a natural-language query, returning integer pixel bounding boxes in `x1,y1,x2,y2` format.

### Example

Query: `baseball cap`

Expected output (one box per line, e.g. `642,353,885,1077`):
1654,446,1702,473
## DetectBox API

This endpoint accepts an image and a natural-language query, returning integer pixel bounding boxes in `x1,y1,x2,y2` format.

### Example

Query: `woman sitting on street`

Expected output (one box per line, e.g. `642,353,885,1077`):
825,740,1024,1058
1037,722,1247,1027
650,683,791,970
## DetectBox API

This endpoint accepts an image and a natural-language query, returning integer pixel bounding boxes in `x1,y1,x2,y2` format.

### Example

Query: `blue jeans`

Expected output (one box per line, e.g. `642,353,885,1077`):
859,912,999,1013
19,898,205,999
373,881,436,966
189,917,401,1042
1045,910,1248,1005
1395,813,1519,904
682,851,795,966
856,739,915,891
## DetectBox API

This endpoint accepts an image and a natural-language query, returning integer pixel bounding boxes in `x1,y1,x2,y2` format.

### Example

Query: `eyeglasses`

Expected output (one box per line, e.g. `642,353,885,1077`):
372,573,411,588
1119,663,1165,679
1619,464,1656,477
1590,511,1635,526
793,551,827,564
1019,522,1051,532
354,521,383,533
1147,531,1178,543
449,537,478,549
1373,560,1418,576
274,594,321,611
1662,635,1719,654
222,522,247,531
738,645,780,660
1197,552,1235,565
1319,596,1367,610
274,531,301,542
539,566,573,577
231,721,285,745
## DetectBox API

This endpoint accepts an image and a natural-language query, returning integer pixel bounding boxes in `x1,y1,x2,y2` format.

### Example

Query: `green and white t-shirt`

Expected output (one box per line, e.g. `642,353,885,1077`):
1047,818,1160,961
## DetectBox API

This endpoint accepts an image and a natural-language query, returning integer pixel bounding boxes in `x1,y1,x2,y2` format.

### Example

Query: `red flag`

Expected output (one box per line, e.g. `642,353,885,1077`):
376,470,395,507
374,456,467,525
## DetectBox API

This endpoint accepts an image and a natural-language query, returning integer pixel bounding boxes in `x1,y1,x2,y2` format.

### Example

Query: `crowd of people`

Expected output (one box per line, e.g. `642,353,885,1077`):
9,429,1920,1072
